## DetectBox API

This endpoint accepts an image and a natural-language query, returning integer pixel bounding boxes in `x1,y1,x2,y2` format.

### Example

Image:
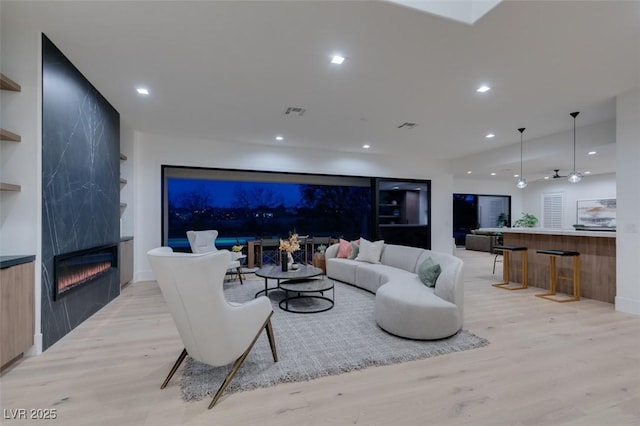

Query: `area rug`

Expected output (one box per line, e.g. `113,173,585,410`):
180,278,489,401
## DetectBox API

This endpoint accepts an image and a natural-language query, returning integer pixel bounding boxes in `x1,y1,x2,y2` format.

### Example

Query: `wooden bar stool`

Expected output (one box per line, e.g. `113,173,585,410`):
535,250,580,302
492,245,528,290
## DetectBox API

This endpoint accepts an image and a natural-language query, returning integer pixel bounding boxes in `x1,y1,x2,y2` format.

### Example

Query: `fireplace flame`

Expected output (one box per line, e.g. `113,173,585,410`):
58,261,113,291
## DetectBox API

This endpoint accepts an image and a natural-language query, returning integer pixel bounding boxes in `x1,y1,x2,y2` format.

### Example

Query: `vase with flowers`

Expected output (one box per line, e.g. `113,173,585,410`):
279,233,300,271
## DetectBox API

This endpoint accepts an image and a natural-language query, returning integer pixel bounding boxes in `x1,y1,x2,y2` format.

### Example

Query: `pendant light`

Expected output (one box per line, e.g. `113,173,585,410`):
567,111,582,183
516,127,527,189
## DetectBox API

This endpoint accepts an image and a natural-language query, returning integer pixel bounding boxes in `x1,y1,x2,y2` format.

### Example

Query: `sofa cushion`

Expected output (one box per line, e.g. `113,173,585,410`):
326,258,358,284
417,257,441,287
354,238,384,263
380,244,425,273
353,263,417,294
375,281,460,340
417,251,463,306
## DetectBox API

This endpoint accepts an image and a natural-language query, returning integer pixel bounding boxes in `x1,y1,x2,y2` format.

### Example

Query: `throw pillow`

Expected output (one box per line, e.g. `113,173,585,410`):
336,239,352,258
348,240,360,260
418,257,442,287
354,238,384,263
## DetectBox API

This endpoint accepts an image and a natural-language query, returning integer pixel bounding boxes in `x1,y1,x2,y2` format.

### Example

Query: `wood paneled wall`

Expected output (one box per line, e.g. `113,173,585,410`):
503,233,616,303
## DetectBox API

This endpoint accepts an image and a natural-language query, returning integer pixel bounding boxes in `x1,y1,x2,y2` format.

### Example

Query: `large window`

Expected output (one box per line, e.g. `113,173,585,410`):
162,167,374,250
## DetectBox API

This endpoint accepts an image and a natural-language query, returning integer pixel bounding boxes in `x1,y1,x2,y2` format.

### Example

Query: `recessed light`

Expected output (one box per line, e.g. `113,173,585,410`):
544,176,550,180
588,151,597,155
362,144,370,149
485,133,495,139
514,174,519,178
331,55,345,65
467,171,472,174
584,171,592,175
490,172,496,176
275,136,284,141
477,85,491,93
136,87,149,95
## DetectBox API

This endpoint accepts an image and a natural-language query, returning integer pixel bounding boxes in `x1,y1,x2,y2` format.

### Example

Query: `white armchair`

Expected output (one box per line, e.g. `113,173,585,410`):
147,247,278,409
186,230,246,284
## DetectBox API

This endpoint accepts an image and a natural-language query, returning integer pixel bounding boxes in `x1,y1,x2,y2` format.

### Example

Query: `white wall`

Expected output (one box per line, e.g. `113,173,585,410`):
615,89,640,315
0,21,43,354
520,173,616,229
133,131,454,281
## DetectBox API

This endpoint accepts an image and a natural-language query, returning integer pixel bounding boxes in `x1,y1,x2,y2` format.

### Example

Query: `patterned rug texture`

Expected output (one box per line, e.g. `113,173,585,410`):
180,278,489,401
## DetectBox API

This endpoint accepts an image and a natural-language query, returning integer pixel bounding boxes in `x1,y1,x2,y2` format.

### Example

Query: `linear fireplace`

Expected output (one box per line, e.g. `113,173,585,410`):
54,244,118,300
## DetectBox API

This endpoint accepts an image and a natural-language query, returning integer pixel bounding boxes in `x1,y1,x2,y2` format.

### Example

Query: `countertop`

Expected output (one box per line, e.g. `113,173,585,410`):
0,255,36,269
479,228,616,238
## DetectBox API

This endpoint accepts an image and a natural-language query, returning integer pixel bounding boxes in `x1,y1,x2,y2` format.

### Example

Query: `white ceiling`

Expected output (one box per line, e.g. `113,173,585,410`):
3,1,639,182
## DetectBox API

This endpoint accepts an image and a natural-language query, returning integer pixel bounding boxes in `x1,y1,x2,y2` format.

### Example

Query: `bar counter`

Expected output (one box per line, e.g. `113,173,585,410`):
480,228,616,303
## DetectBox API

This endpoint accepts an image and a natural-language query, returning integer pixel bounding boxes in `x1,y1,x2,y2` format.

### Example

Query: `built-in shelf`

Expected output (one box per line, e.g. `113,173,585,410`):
1,74,22,196
120,154,127,216
0,73,21,92
0,128,21,142
0,182,22,192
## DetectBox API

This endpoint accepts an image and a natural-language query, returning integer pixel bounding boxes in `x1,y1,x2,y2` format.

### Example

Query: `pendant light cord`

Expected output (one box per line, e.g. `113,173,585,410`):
573,115,576,171
570,111,580,172
518,127,525,177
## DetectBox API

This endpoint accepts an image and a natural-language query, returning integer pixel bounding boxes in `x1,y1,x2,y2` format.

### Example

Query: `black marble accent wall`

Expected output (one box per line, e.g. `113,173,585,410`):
41,34,120,350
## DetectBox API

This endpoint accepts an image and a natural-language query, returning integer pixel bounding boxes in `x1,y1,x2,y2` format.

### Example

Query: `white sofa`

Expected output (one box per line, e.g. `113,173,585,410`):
325,243,464,340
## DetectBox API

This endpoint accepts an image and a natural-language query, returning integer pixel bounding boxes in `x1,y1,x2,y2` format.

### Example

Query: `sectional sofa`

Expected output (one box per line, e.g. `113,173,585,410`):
325,242,464,340
464,230,501,252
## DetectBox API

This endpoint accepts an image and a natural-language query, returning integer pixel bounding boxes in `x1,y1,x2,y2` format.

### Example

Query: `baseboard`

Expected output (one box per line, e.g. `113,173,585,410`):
135,270,155,282
615,296,640,315
25,333,43,356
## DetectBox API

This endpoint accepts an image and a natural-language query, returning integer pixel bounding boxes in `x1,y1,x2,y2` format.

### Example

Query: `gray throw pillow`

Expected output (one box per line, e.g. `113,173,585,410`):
348,241,360,260
418,257,441,287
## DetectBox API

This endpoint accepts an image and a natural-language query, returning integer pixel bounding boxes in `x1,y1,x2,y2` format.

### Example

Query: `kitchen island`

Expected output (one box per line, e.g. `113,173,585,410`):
480,228,616,303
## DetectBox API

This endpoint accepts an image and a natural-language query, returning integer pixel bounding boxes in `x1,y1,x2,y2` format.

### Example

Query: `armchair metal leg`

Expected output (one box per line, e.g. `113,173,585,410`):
237,267,244,285
161,348,188,389
208,312,278,409
265,317,278,362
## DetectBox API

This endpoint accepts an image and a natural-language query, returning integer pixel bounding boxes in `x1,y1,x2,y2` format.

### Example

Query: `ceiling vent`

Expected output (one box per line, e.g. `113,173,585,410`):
284,107,306,117
397,122,417,129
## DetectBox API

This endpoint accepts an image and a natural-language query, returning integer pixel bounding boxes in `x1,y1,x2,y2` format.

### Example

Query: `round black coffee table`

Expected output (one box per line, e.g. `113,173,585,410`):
254,264,323,298
278,277,335,314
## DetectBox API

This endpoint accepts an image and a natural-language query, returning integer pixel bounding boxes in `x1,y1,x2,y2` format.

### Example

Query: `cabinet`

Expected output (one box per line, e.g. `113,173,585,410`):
378,190,420,225
0,73,22,192
1,259,35,370
312,252,326,274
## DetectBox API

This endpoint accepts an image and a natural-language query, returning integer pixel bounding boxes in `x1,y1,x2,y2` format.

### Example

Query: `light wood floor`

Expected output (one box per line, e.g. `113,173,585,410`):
1,249,639,425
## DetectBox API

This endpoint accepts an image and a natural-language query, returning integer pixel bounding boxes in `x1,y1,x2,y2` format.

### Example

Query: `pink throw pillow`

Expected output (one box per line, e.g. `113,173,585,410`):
336,238,352,258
